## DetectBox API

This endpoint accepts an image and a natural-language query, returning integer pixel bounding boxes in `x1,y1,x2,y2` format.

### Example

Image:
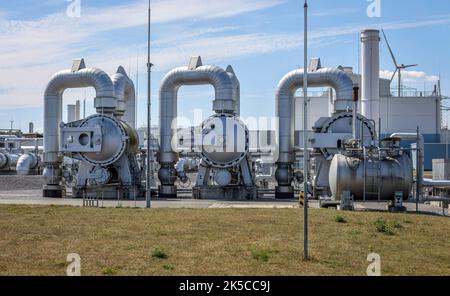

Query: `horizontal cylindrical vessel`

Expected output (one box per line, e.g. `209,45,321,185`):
78,114,139,167
329,153,413,201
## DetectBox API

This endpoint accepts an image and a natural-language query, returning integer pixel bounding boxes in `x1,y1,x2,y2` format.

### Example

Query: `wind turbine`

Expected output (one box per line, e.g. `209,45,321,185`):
381,29,418,97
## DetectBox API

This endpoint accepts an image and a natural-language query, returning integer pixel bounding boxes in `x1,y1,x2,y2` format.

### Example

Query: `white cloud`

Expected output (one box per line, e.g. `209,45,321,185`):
0,0,449,111
0,0,285,108
380,70,440,83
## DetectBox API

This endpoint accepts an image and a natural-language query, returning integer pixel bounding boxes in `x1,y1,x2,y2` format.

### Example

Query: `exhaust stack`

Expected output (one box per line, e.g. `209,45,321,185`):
360,29,380,122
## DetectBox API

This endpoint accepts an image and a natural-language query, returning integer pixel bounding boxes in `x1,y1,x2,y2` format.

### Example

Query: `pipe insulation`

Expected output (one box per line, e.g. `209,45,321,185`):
360,29,380,121
16,153,39,175
226,65,241,117
43,65,116,193
111,66,136,128
274,68,354,196
275,68,354,164
0,152,19,170
158,64,235,165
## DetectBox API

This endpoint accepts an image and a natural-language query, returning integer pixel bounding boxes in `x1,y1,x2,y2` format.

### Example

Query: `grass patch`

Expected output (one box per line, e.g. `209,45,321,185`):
102,267,118,276
393,221,403,229
163,264,175,271
335,215,348,223
151,248,168,259
251,248,275,263
0,205,449,275
375,218,395,235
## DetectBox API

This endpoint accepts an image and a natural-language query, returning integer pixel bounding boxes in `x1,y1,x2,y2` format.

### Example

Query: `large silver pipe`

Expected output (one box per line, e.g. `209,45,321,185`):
16,153,38,175
275,68,354,197
43,64,116,197
360,29,380,122
157,60,235,197
0,152,19,170
226,65,240,116
112,66,136,128
423,178,450,188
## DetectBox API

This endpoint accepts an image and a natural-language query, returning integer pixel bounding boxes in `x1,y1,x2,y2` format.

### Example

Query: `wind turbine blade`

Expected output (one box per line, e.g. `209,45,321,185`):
390,68,398,82
381,29,399,67
402,64,419,69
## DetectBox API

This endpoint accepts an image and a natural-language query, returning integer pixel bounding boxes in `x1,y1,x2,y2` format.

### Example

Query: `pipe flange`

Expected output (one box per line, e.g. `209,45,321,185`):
78,114,128,167
200,113,249,168
320,112,375,158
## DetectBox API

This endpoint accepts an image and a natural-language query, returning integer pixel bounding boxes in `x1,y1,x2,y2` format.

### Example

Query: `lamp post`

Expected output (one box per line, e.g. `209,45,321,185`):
302,0,309,260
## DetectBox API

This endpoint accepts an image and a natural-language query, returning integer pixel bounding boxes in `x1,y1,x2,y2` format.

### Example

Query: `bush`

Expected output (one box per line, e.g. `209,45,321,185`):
335,215,348,223
151,247,168,259
375,218,394,235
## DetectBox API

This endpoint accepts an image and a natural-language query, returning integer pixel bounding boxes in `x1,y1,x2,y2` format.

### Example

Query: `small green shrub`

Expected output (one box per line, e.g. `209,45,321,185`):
102,267,117,275
163,264,175,271
375,218,394,235
251,248,275,263
152,247,168,259
393,221,403,229
335,215,348,223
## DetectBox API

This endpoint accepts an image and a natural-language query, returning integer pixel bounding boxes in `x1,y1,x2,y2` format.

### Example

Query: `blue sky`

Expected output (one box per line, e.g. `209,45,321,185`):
0,0,450,131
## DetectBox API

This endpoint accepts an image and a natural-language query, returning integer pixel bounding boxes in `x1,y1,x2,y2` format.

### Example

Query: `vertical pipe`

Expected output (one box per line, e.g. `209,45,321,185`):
352,87,359,140
146,0,153,208
416,126,420,213
303,0,309,260
360,29,380,122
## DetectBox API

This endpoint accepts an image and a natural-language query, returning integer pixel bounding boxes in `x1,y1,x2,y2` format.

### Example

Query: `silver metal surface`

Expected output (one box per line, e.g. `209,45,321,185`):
275,67,354,192
360,29,380,122
158,59,236,164
16,153,39,175
43,61,116,194
77,114,138,167
111,66,136,129
329,153,413,201
0,152,19,170
157,58,236,196
200,114,249,168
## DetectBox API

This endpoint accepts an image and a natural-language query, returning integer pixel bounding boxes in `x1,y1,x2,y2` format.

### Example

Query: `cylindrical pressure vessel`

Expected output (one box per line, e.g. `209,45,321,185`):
329,153,413,201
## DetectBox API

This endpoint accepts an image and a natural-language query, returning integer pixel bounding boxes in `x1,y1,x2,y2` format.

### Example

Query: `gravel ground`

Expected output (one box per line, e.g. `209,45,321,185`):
0,175,45,191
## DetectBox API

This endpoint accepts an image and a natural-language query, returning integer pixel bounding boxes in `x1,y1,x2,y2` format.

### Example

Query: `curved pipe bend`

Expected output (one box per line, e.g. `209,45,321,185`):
44,67,116,164
16,153,39,175
158,64,235,165
275,67,354,185
112,66,136,128
43,65,116,191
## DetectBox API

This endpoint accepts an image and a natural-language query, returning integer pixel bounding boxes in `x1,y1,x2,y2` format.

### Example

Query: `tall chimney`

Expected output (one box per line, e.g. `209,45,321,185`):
360,29,380,123
75,100,81,121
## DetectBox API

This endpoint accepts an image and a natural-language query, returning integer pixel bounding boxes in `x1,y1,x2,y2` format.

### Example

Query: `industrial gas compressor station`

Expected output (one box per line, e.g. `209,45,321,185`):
13,28,444,212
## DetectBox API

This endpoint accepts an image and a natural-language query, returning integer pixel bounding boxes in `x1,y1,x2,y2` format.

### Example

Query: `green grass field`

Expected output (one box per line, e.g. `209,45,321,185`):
0,205,449,276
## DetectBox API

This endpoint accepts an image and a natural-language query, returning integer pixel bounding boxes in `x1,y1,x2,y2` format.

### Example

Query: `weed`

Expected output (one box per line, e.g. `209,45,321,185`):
375,218,394,235
393,221,403,229
102,267,117,276
163,264,175,271
335,215,348,223
251,248,275,263
152,247,168,259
